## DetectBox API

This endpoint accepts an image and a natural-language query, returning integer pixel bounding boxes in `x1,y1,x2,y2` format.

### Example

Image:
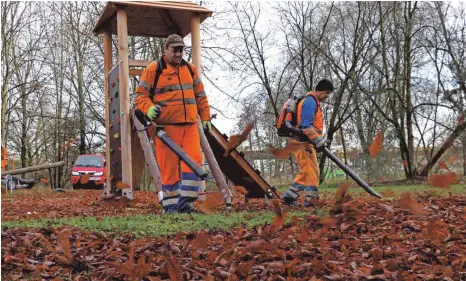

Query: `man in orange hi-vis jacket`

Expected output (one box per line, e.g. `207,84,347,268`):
1,145,8,171
134,34,211,214
281,79,334,208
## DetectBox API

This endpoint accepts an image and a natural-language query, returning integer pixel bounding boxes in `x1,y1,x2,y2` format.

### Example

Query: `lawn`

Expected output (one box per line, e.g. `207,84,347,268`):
2,184,465,280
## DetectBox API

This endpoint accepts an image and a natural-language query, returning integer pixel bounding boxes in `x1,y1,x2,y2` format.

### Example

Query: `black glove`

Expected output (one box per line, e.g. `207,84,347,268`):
310,136,328,151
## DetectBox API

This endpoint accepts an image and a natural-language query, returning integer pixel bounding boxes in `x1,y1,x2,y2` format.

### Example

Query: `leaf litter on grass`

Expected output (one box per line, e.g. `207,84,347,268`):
2,188,466,280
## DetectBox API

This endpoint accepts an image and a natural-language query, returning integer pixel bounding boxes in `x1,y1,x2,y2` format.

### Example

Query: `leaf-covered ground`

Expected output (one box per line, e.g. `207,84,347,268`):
2,186,466,280
1,188,161,222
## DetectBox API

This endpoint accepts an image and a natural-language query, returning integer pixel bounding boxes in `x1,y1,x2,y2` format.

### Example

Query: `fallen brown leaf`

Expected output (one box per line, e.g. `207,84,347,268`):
268,143,305,159
198,192,224,215
399,194,424,215
103,196,130,208
297,227,309,243
271,200,286,231
57,228,72,261
163,255,182,281
116,181,131,189
234,186,249,195
223,123,254,157
426,219,438,239
429,172,457,188
191,229,211,250
335,182,351,201
368,131,383,157
438,161,450,171
318,217,337,232
447,155,456,164
79,174,90,184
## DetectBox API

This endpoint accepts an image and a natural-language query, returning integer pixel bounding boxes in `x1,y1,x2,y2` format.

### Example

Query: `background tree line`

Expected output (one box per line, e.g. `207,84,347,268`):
2,1,465,189
203,1,466,184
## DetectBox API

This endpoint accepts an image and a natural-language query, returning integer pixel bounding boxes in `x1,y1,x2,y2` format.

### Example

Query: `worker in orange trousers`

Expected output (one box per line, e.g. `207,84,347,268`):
1,145,8,171
134,34,211,214
281,79,334,208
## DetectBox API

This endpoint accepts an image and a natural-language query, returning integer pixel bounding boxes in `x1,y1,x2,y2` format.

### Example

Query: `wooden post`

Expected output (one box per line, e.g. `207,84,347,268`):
191,13,232,204
117,9,133,199
197,119,232,200
132,110,162,191
191,13,201,76
190,12,206,197
103,31,113,197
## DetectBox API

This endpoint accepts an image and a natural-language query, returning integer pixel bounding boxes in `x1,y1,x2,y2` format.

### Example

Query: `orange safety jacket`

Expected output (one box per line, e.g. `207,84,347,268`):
134,54,210,124
1,146,8,171
296,91,323,140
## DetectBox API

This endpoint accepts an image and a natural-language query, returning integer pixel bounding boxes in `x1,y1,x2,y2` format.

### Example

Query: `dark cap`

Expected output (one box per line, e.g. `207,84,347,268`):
315,79,334,92
165,34,185,47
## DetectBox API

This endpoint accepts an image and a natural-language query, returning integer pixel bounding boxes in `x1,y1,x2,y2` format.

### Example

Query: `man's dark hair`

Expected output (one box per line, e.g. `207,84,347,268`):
315,79,334,92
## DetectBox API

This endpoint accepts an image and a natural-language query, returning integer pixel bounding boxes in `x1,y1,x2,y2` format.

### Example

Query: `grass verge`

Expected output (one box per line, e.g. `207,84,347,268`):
1,210,308,237
276,184,465,198
2,184,463,237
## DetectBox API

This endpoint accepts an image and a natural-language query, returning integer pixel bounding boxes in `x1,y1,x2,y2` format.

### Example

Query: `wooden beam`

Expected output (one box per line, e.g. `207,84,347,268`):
128,59,152,68
160,9,181,35
117,8,133,200
2,161,65,176
129,69,144,76
190,12,201,77
103,31,113,197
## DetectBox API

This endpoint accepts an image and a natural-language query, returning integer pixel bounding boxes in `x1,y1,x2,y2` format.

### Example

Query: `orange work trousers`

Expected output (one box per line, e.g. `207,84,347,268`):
293,146,319,187
282,144,320,203
155,123,202,212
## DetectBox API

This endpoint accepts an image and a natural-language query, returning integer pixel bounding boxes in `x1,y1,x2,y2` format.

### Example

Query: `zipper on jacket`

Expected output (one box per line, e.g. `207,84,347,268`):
176,66,187,122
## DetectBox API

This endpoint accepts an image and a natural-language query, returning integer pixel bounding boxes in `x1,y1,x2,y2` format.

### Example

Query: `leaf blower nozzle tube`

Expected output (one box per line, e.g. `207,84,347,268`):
322,147,382,198
155,129,208,180
283,119,382,198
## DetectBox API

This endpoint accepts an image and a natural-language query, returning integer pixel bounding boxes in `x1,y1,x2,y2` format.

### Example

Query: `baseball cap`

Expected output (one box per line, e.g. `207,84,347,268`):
165,34,185,47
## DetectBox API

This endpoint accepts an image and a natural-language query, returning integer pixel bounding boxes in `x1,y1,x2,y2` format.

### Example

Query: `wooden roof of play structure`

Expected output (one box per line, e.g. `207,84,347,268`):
92,1,213,37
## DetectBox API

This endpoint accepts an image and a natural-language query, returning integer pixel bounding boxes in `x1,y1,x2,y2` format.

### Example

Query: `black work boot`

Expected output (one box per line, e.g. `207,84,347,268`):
304,196,320,214
164,208,178,215
179,202,199,214
281,196,299,207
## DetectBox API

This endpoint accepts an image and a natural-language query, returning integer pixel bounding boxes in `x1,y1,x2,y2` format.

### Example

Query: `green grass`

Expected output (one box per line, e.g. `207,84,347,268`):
1,210,308,237
2,184,464,237
275,183,466,198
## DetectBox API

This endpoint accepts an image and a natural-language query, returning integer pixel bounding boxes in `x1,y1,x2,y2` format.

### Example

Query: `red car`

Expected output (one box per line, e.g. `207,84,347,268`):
71,154,106,189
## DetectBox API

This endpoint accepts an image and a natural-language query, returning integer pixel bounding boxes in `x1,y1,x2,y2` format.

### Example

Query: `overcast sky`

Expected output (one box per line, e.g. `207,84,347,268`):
195,1,282,135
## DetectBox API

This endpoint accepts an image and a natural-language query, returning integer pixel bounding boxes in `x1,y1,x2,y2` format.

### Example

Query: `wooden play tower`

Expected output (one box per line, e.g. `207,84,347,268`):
92,1,214,199
92,1,278,203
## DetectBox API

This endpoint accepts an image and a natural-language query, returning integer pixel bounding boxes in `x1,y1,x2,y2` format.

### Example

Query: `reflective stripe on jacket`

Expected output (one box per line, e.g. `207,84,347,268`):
134,55,210,124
